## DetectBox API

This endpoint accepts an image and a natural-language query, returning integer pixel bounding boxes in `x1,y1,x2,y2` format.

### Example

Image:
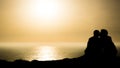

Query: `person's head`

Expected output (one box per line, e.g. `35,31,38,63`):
93,30,100,37
100,29,108,37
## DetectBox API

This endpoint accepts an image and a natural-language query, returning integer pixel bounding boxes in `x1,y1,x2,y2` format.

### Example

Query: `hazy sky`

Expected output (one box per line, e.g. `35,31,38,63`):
0,0,120,42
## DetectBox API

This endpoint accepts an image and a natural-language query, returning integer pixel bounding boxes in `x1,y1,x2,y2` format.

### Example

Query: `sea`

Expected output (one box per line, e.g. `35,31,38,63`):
0,42,119,61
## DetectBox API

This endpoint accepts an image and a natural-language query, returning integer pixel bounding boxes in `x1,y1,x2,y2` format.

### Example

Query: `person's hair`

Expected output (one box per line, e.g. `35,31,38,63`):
93,30,99,36
101,29,108,36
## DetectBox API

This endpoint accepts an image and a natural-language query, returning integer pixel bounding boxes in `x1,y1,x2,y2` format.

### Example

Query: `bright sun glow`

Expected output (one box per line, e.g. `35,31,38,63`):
21,0,63,30
30,1,59,20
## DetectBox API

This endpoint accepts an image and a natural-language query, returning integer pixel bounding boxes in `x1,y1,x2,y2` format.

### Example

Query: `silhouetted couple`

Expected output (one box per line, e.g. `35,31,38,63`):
85,29,117,60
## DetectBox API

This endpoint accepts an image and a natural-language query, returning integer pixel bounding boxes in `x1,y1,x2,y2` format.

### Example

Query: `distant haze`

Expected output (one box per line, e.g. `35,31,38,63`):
0,0,120,43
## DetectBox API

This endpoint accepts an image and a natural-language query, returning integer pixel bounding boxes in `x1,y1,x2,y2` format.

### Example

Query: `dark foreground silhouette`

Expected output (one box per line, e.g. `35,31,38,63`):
0,29,119,67
0,56,120,67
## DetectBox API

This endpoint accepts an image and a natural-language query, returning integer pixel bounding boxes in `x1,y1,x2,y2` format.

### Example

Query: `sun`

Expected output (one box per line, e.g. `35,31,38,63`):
19,0,64,30
29,0,60,20
15,0,67,31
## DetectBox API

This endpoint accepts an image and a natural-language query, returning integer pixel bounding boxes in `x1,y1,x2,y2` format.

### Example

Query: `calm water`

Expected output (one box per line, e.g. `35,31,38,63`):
0,42,119,61
0,43,86,61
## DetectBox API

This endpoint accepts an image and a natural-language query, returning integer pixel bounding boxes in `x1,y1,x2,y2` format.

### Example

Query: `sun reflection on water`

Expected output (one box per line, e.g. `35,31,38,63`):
0,43,86,61
36,46,57,61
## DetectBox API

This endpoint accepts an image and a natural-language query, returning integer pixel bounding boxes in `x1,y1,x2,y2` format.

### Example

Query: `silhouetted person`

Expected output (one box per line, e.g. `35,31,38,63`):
100,29,117,59
85,30,101,58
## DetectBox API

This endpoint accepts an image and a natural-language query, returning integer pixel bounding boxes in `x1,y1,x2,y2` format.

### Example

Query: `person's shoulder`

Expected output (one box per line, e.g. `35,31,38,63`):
89,36,94,39
107,36,111,38
107,36,112,40
89,36,97,41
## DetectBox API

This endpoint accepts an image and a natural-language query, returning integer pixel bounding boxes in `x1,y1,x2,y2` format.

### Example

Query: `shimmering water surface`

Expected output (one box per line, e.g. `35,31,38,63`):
0,42,119,61
0,43,86,61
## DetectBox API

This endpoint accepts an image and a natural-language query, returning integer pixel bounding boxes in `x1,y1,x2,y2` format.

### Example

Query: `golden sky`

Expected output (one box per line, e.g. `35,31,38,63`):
0,0,120,42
